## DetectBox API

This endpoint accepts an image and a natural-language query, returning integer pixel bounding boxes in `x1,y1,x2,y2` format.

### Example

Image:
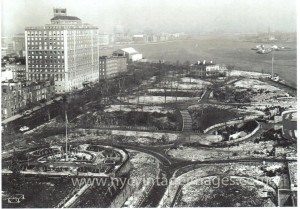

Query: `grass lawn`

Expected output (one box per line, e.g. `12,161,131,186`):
2,177,75,208
189,105,239,131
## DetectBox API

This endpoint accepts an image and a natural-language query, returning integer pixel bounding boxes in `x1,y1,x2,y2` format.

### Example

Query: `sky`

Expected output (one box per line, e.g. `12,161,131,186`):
1,0,297,36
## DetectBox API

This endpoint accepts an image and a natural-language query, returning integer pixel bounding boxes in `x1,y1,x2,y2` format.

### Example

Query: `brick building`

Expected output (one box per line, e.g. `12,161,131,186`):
190,60,221,78
99,56,127,80
1,80,55,119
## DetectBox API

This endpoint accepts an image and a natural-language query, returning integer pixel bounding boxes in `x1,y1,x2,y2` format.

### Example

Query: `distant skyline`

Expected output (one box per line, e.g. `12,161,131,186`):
1,0,297,36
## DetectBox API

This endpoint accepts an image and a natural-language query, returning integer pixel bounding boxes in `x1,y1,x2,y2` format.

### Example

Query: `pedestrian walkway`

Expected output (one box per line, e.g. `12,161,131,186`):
180,110,192,131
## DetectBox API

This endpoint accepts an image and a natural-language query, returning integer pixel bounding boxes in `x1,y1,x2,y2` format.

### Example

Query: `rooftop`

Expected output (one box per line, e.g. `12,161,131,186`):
51,15,81,21
120,47,138,54
99,55,126,59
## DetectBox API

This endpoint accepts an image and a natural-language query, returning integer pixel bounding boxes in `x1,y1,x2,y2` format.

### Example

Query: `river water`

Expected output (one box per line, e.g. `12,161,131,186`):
100,37,297,88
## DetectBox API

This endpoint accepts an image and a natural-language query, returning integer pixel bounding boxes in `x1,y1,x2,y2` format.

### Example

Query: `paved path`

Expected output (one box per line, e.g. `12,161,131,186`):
62,184,91,208
180,110,193,131
1,96,62,125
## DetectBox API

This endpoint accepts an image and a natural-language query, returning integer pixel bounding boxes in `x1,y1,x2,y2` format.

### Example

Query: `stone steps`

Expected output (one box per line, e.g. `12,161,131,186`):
180,110,193,131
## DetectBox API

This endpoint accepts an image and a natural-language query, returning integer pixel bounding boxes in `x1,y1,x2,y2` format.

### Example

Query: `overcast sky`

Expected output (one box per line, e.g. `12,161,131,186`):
1,0,297,36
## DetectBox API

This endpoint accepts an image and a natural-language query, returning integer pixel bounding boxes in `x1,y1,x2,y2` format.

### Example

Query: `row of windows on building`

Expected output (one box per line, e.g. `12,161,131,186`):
28,64,65,68
29,73,64,81
28,44,97,50
28,37,64,41
45,25,98,31
27,31,64,36
28,46,64,50
29,51,64,55
28,60,64,64
28,41,64,46
28,69,64,72
27,30,97,37
28,55,64,59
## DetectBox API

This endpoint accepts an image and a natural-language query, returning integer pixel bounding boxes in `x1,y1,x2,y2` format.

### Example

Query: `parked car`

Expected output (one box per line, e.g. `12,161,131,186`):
23,110,32,116
19,126,30,132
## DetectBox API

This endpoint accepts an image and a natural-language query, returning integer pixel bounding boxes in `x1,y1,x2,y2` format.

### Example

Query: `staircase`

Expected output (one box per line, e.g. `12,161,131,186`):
180,110,192,131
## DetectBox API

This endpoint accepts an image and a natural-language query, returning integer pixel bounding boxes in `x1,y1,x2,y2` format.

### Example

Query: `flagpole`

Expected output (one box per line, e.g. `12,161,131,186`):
272,50,274,78
65,110,68,161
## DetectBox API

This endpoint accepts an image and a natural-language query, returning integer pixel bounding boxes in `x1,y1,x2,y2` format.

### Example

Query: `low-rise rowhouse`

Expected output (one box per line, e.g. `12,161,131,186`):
113,47,143,62
99,56,127,80
190,60,225,78
1,64,26,81
1,80,55,119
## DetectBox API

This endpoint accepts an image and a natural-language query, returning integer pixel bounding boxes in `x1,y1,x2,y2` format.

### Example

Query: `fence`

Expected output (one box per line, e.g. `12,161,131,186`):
223,122,260,145
77,124,159,132
203,116,261,134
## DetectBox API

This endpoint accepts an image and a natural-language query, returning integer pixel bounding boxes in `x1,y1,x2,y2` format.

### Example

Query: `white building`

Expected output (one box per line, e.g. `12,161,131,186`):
25,8,99,93
1,70,13,81
113,47,143,62
1,64,26,81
